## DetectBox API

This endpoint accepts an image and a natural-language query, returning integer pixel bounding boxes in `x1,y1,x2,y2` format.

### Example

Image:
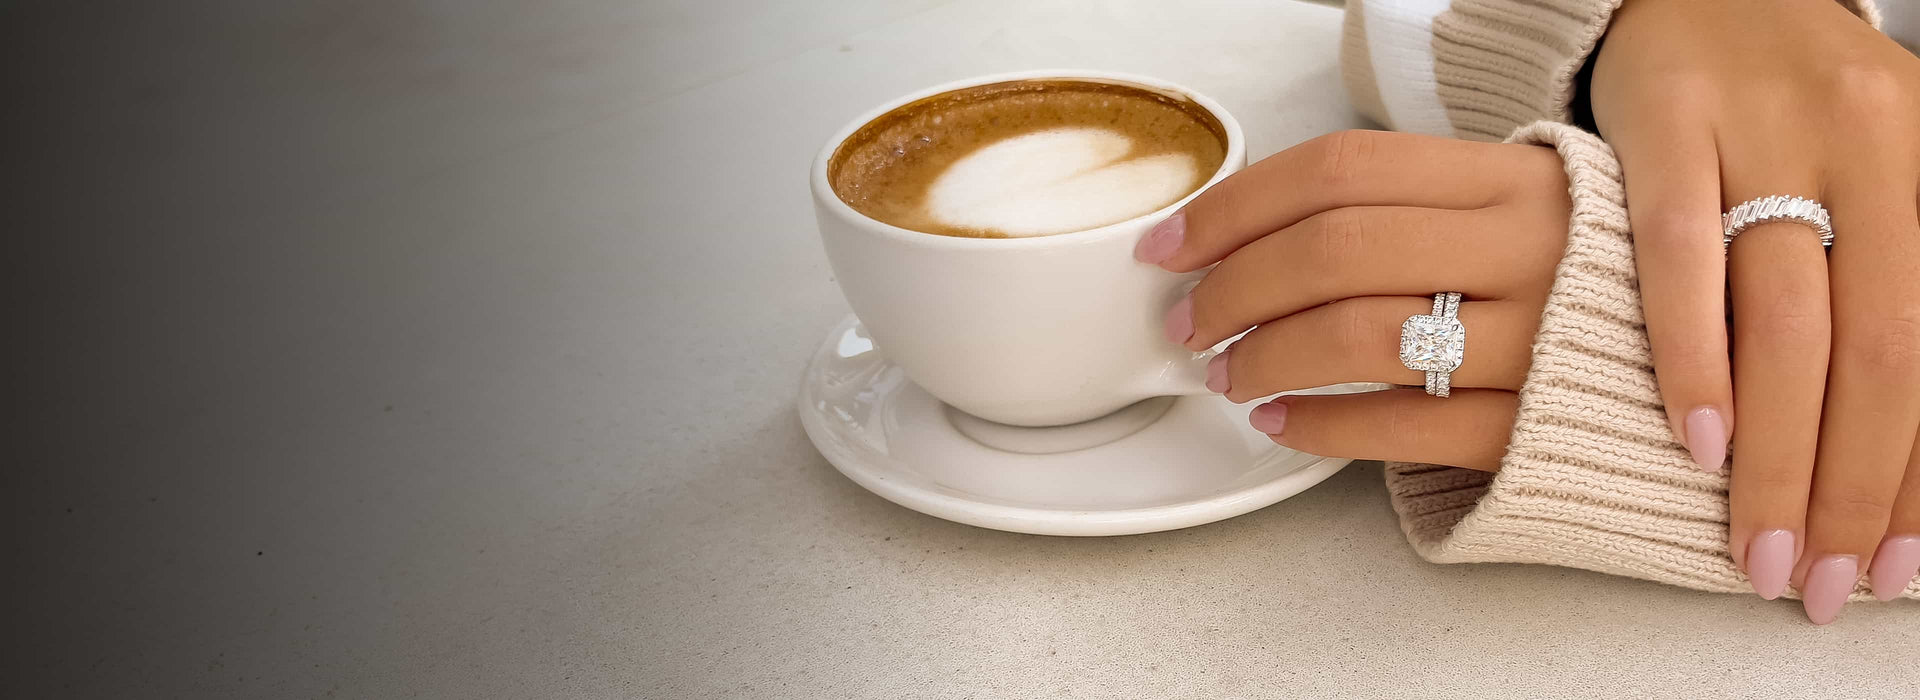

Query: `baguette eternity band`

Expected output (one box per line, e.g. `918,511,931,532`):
1722,195,1834,250
1400,292,1466,398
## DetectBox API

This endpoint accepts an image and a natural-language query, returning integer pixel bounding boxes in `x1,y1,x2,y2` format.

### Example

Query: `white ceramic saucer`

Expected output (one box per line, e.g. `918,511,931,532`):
798,315,1366,536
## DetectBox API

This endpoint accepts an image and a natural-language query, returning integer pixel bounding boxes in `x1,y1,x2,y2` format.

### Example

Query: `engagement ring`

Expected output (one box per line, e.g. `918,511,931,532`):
1401,292,1465,398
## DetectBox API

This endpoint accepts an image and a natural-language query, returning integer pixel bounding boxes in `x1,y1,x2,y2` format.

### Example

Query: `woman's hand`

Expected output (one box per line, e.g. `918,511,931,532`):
1590,0,1920,622
1133,130,1571,471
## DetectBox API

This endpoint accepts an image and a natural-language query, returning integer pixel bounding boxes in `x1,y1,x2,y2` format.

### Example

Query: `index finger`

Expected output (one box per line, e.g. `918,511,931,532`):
1140,129,1554,272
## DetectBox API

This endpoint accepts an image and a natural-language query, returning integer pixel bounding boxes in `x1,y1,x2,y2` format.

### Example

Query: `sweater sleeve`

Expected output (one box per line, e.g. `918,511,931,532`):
1342,0,1884,141
1383,121,1917,602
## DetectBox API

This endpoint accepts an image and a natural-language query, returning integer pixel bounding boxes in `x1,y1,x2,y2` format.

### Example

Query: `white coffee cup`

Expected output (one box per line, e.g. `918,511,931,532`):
811,70,1246,428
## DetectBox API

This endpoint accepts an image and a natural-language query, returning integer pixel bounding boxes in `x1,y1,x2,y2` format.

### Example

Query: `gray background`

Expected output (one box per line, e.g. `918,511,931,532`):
11,0,1918,697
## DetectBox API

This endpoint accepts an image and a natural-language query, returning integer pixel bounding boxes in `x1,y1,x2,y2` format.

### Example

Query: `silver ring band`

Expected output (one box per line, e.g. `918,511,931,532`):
1723,195,1833,250
1400,292,1465,398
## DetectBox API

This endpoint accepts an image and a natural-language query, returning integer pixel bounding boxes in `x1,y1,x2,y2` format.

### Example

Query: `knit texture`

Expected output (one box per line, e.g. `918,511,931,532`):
1430,0,1620,141
1383,121,1919,602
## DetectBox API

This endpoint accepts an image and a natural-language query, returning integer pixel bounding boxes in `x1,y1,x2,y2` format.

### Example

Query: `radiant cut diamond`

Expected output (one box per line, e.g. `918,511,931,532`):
1400,315,1465,372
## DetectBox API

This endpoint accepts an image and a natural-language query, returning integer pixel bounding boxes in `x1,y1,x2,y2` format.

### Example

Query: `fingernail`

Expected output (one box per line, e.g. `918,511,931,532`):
1249,402,1288,435
1801,555,1858,625
1134,212,1185,264
1164,295,1194,345
1683,406,1728,472
1205,350,1231,393
1744,529,1795,600
1869,535,1920,602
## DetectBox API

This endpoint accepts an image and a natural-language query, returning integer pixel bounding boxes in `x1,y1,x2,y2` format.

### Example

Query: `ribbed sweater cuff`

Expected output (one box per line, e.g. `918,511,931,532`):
1383,121,1918,602
1429,0,1620,141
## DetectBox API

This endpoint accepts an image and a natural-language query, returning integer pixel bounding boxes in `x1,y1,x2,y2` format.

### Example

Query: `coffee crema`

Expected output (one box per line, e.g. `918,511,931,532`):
828,80,1228,238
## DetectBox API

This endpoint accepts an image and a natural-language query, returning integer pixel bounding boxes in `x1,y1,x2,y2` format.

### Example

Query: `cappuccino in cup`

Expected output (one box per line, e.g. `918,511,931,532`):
812,72,1245,428
827,80,1228,238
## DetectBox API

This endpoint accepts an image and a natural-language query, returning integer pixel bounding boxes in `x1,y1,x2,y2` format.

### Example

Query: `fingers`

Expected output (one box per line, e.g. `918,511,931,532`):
1134,130,1563,272
1723,222,1831,598
1796,181,1920,624
1617,126,1734,470
1175,205,1560,350
1247,389,1518,472
1214,297,1537,402
1871,442,1920,601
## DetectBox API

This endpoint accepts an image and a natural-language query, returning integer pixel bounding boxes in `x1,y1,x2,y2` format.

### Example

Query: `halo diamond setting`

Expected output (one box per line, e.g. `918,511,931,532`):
1401,292,1465,398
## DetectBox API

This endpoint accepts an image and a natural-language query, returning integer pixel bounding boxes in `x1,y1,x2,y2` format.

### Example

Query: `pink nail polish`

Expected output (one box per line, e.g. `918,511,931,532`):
1801,555,1859,625
1683,406,1728,472
1869,535,1920,601
1249,402,1287,435
1164,295,1195,345
1134,212,1185,264
1744,530,1795,600
1205,350,1231,393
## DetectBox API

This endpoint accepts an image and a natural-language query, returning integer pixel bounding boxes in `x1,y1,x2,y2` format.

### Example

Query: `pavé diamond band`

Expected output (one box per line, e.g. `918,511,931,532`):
1400,292,1465,398
1723,195,1834,250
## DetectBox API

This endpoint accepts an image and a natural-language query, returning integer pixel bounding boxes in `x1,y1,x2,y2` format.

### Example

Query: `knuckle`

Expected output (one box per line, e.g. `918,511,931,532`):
1643,331,1735,387
1311,129,1383,190
1647,336,1728,379
1733,468,1814,500
1813,488,1898,528
1307,208,1371,270
1657,351,1719,379
1326,301,1384,357
1841,316,1920,379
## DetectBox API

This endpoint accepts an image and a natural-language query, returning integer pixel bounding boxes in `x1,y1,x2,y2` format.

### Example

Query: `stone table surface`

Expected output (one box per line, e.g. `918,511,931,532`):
12,0,1918,697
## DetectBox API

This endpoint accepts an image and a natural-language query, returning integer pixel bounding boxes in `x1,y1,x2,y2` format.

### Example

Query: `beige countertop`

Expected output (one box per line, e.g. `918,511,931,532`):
13,0,1917,697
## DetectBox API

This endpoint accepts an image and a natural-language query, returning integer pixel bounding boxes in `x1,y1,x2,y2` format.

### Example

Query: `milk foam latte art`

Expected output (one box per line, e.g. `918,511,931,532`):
827,80,1227,238
811,72,1245,428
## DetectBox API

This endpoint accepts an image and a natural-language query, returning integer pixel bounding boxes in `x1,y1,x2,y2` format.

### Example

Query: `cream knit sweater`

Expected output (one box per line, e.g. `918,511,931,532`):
1340,0,1918,602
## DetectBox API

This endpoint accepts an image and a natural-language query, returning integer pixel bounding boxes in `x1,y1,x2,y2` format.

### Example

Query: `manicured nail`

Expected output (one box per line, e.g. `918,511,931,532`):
1205,350,1231,393
1134,212,1185,264
1869,535,1920,601
1744,529,1795,600
1164,295,1194,345
1683,406,1728,472
1249,402,1288,435
1801,555,1859,625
